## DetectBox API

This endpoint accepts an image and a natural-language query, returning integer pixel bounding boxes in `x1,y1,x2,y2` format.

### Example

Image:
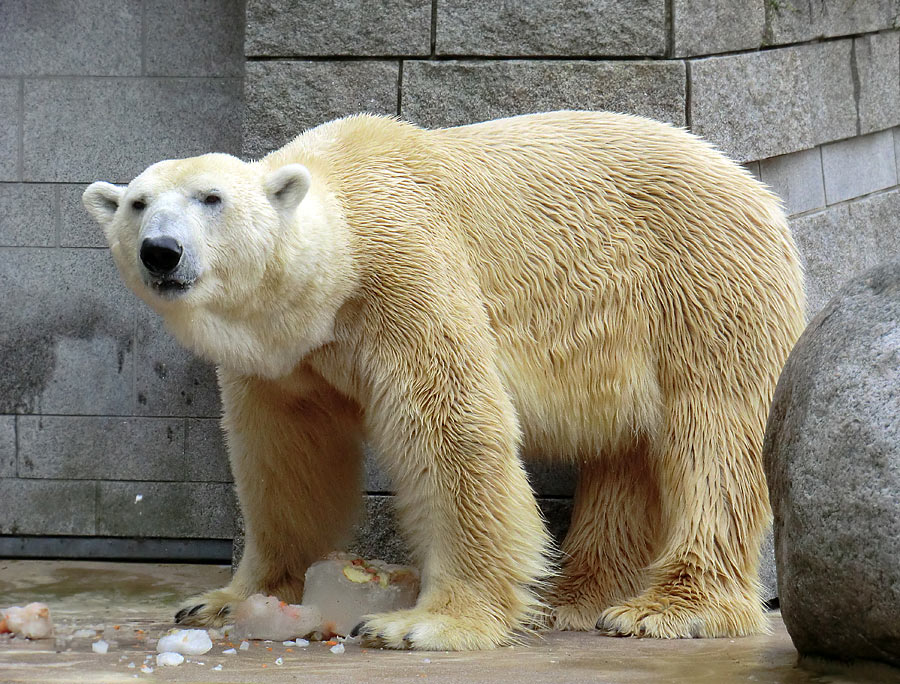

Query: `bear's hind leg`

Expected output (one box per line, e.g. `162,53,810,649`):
176,370,364,628
551,448,661,630
597,400,769,638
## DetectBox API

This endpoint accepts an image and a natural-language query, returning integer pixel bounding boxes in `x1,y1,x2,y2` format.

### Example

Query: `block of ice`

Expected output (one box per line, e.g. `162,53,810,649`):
156,629,212,655
232,595,322,641
0,603,54,639
92,640,109,654
302,553,420,637
157,652,184,666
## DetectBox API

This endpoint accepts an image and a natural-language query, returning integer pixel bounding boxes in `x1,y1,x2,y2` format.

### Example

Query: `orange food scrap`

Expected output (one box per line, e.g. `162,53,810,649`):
262,664,268,669
325,640,338,646
286,648,293,653
113,625,120,630
266,646,273,651
0,618,9,634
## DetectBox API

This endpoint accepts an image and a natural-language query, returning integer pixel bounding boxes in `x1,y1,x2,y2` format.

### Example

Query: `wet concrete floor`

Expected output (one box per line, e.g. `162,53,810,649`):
0,560,896,683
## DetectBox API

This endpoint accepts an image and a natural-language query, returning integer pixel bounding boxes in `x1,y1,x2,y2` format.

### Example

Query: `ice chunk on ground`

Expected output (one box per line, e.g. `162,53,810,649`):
275,657,283,665
157,652,184,667
330,642,345,654
1,602,54,639
91,640,109,654
239,640,250,650
302,553,420,636
222,648,236,654
212,664,223,671
156,629,212,655
294,638,309,647
232,594,322,641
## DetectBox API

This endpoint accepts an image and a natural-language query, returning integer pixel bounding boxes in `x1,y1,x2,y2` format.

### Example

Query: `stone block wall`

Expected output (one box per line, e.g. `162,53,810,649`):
2,1,899,571
0,0,244,561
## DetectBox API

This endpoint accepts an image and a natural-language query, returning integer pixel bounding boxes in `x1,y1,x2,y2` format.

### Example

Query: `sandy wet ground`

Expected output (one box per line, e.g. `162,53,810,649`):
0,560,897,683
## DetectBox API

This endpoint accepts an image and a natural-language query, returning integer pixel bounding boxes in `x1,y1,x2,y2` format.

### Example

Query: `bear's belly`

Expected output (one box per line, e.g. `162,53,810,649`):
492,338,660,461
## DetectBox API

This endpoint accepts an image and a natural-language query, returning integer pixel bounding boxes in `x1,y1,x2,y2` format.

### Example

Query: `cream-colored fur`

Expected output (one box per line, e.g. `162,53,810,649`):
84,111,806,650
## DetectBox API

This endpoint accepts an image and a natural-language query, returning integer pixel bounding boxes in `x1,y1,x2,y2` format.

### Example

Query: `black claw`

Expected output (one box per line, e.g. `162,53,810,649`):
215,605,231,619
188,604,205,618
350,621,365,638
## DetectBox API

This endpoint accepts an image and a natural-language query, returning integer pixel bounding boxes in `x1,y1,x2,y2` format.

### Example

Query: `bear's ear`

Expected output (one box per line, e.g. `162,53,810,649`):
82,182,126,226
264,164,312,215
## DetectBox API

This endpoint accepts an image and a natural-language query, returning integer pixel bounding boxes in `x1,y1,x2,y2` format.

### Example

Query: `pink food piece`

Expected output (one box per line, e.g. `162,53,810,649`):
2,602,54,639
232,595,322,641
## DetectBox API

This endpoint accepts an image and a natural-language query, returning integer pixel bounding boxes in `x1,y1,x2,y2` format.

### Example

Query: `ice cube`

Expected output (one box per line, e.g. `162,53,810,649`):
212,664,223,671
222,648,237,654
275,657,284,665
1,602,54,639
157,652,184,667
302,553,420,636
156,629,213,655
294,638,309,647
330,642,345,654
232,594,322,641
92,640,109,654
239,640,250,650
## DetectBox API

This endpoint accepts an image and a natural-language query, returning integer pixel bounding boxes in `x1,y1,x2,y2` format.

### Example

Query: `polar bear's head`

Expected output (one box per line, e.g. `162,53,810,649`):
83,153,311,308
83,153,346,377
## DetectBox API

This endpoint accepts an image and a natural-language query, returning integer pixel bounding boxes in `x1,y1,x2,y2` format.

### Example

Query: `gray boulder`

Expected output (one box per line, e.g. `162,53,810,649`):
764,261,900,667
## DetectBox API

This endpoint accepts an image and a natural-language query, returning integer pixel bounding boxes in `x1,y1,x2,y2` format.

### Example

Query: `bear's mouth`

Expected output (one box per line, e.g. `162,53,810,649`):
149,277,194,298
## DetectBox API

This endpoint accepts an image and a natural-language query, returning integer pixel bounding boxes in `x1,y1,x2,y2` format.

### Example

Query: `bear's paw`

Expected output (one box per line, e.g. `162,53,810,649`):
174,588,240,628
596,587,768,638
351,607,510,651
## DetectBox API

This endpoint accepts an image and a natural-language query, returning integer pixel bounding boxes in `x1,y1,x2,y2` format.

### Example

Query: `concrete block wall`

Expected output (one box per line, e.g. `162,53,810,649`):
3,1,899,572
0,0,244,561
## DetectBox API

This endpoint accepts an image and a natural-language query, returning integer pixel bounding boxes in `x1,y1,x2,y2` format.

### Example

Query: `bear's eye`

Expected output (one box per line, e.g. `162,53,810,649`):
203,193,222,206
131,199,146,211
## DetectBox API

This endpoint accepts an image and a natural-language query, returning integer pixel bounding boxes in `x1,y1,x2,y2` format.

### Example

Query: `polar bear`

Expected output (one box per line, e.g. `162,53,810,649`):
83,112,805,650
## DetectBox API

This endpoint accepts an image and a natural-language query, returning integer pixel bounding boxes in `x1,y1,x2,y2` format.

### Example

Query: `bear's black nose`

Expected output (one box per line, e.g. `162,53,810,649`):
140,236,183,276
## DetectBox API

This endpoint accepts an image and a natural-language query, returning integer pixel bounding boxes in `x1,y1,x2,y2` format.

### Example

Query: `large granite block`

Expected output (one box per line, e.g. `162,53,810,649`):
821,130,897,205
185,418,232,482
23,78,242,183
0,478,96,535
758,147,825,217
97,481,237,538
855,31,900,136
0,0,141,76
0,416,14,477
401,59,686,130
436,0,666,57
0,248,134,415
246,0,430,57
0,184,56,246
766,0,899,45
0,79,19,181
764,262,900,667
135,303,220,417
17,416,185,481
144,0,245,77
60,184,107,248
690,41,856,162
673,0,765,57
243,60,399,158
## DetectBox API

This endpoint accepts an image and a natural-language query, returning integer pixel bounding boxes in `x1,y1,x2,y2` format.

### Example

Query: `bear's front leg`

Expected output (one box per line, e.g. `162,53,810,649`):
352,317,551,650
176,368,364,628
